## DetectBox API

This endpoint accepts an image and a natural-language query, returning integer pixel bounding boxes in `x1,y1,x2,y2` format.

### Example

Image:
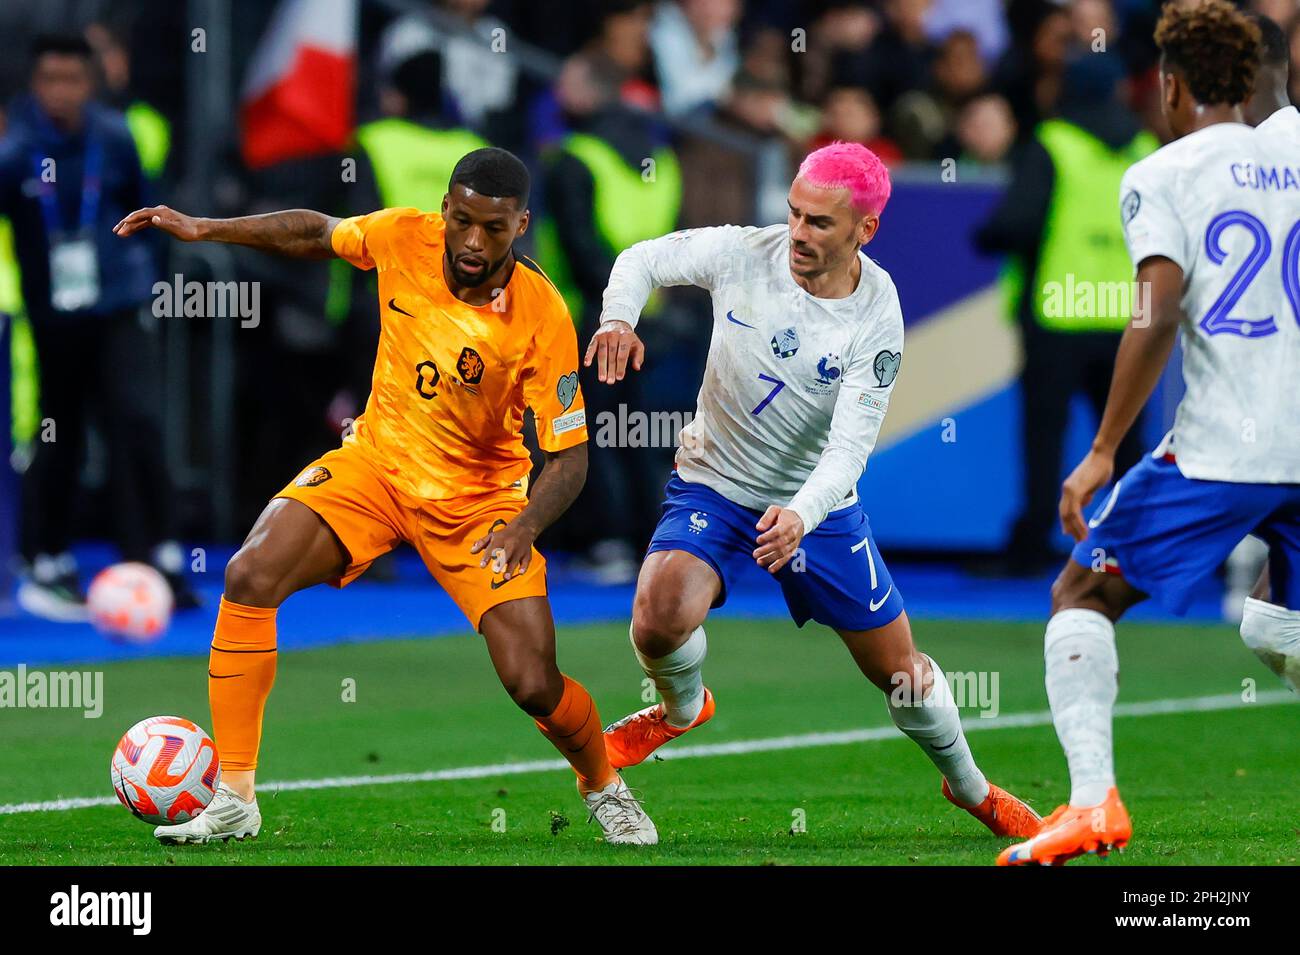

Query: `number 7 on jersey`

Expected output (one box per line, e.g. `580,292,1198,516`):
751,374,785,415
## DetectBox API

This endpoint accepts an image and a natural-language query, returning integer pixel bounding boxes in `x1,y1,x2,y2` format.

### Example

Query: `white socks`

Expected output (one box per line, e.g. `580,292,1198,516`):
632,624,707,728
886,654,989,807
1045,609,1119,808
1240,597,1300,693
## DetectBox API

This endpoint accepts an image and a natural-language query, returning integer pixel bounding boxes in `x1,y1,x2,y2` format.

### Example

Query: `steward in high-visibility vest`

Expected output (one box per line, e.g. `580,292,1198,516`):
124,99,171,180
0,217,38,446
537,123,682,324
971,53,1157,571
1031,118,1158,332
355,117,488,211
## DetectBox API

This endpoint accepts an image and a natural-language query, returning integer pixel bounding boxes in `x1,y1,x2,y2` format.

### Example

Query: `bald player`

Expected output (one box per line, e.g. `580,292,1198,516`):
114,147,657,846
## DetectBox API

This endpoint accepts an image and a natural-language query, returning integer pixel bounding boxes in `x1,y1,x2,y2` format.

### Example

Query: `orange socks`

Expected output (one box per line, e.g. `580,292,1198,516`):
534,676,617,792
208,596,279,772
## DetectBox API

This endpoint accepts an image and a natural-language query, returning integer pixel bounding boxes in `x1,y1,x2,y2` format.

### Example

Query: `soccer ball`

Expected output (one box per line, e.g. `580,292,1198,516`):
110,716,221,825
87,562,173,642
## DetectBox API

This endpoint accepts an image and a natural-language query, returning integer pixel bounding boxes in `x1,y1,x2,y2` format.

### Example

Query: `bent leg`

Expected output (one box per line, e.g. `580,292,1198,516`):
1043,559,1146,808
212,498,350,797
480,596,616,792
838,611,990,808
224,497,351,607
629,549,720,727
1241,526,1300,693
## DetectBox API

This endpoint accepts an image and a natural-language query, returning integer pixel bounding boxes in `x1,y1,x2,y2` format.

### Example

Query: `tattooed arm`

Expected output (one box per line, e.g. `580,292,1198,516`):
114,206,341,259
470,444,588,581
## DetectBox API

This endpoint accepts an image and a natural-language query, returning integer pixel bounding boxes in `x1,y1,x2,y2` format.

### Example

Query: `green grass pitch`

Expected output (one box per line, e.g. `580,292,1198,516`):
1,616,1296,865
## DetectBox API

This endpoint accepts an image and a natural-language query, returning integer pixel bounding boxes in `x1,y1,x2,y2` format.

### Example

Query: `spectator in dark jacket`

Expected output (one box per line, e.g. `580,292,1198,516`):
0,34,194,618
973,53,1154,574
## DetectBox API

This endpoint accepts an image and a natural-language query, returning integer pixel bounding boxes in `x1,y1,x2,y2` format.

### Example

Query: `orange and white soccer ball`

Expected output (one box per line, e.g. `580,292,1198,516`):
87,562,173,642
110,716,221,825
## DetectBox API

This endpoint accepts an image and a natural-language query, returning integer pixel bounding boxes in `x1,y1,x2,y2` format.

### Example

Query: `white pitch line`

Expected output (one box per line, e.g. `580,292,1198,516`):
2,689,1292,816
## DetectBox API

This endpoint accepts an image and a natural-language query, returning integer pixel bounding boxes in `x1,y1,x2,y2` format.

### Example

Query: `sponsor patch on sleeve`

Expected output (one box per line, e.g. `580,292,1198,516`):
857,392,887,413
553,409,587,435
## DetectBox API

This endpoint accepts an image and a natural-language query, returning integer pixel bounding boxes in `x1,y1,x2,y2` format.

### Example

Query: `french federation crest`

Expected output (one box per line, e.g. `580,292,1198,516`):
770,326,800,359
802,353,842,396
815,354,842,385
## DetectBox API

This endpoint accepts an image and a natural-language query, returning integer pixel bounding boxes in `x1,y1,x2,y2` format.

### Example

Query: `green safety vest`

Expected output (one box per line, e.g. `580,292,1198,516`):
345,119,487,325
1032,119,1158,332
0,219,20,317
0,218,38,445
125,100,171,180
536,133,682,319
355,118,488,211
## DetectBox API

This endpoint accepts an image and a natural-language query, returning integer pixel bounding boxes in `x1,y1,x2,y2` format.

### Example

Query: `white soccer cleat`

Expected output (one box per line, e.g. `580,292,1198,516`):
583,776,658,846
154,783,261,844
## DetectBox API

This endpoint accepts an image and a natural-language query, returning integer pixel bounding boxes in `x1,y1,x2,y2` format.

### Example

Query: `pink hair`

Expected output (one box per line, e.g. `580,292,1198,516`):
796,141,892,218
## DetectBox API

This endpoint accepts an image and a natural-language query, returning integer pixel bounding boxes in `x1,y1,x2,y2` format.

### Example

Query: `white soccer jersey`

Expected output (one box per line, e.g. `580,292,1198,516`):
1119,121,1300,483
1256,104,1300,144
599,223,904,533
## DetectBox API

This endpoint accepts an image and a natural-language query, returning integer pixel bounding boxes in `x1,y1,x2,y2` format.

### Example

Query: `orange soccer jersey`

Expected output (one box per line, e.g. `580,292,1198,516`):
329,207,587,501
272,208,587,628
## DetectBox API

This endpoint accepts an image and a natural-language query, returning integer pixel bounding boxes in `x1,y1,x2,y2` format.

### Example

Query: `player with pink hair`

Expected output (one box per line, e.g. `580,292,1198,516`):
797,140,894,218
581,143,1043,845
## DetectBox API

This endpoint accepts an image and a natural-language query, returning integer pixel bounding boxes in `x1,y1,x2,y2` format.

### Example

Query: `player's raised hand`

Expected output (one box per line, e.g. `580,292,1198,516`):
753,505,805,574
113,205,204,241
584,319,645,384
471,518,535,582
1059,449,1114,543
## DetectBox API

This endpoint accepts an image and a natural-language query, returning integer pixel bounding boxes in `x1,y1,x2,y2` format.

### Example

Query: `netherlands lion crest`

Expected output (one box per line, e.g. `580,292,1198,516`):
457,347,485,385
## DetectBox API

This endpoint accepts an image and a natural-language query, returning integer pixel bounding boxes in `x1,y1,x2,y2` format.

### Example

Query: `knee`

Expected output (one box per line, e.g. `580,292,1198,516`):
1048,570,1074,615
1050,562,1099,615
500,667,562,717
631,589,706,658
224,548,285,608
868,647,928,699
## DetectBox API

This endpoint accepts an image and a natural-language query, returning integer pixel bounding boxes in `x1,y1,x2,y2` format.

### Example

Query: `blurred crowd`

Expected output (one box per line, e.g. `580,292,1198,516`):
1,0,1298,612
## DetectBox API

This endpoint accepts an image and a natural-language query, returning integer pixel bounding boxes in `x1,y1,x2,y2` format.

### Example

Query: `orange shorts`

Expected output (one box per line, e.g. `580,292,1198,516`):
273,442,547,630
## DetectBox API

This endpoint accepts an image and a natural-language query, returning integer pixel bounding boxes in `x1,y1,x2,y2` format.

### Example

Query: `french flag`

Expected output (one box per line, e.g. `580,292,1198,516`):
240,0,358,169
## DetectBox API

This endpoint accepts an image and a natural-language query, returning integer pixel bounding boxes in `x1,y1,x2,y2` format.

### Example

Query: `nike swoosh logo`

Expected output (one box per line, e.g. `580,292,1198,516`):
490,577,514,590
726,310,755,328
388,297,415,318
868,584,893,612
931,733,960,751
208,671,243,679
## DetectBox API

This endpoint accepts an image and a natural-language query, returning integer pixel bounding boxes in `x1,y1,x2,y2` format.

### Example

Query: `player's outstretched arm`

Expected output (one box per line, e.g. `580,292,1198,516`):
584,319,645,384
113,205,341,259
471,444,587,580
1060,256,1183,541
587,226,750,384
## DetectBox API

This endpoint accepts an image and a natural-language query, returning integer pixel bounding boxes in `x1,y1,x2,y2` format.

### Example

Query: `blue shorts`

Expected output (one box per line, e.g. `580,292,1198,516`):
646,473,905,631
1071,452,1300,614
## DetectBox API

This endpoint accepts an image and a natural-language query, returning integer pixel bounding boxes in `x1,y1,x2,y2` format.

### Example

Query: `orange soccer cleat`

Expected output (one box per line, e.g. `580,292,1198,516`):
996,787,1131,866
603,689,716,769
943,778,1042,839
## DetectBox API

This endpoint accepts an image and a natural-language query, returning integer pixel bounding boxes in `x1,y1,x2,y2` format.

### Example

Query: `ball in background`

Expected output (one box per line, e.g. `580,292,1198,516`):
87,562,173,642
